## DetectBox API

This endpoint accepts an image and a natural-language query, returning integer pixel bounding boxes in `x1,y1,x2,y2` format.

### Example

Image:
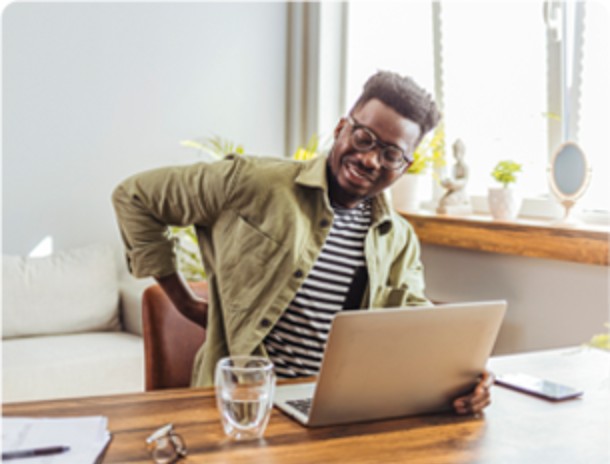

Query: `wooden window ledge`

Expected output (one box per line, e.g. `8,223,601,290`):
400,211,609,266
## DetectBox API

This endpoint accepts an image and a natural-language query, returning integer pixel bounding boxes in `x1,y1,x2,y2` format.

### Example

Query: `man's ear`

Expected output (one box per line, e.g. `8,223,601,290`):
334,117,348,139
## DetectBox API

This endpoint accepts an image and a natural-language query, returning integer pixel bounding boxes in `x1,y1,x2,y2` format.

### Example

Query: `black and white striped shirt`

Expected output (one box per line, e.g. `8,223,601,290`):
263,200,372,378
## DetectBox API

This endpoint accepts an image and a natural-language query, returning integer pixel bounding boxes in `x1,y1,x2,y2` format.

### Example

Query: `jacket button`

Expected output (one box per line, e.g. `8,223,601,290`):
320,218,330,228
294,269,304,278
260,318,272,328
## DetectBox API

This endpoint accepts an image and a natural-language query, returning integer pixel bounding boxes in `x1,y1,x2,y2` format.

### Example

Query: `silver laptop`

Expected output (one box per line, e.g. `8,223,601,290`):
273,300,506,427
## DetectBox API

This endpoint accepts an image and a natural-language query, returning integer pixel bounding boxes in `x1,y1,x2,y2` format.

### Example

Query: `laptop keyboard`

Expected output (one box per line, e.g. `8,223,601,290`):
287,398,312,416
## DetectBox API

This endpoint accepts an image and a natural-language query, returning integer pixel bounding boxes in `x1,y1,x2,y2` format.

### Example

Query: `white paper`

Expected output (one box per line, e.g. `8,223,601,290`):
2,416,111,463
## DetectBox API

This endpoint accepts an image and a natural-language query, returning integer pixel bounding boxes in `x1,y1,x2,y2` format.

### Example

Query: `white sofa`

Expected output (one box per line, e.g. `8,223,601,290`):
2,244,152,403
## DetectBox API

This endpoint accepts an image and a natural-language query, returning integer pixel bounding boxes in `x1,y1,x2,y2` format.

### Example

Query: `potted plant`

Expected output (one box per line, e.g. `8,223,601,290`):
488,160,523,221
391,124,445,213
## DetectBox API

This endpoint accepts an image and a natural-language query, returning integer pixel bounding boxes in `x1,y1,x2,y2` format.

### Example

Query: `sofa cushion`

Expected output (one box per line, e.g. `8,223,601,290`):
2,332,144,402
2,244,121,339
119,275,156,336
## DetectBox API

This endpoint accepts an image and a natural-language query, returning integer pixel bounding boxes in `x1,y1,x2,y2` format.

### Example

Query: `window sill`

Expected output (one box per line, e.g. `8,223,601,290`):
400,211,610,266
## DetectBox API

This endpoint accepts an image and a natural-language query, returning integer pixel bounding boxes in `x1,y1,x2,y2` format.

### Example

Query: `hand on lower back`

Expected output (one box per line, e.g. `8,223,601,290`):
155,273,209,328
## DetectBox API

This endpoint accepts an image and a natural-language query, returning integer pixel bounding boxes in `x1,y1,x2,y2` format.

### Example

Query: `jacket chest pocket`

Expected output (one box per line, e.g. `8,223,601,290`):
231,214,281,262
216,214,286,312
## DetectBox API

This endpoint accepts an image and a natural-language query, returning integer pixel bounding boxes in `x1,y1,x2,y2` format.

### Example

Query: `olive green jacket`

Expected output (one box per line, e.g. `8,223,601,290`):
112,154,429,387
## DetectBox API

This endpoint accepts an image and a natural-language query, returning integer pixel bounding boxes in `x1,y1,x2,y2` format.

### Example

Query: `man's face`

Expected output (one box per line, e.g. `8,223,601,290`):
327,98,422,208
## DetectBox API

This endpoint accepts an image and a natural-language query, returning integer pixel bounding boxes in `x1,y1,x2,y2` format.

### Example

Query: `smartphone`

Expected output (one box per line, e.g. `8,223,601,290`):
494,373,583,401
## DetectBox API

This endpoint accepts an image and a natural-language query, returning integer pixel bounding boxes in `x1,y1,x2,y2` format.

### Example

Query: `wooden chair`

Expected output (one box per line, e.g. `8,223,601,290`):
141,281,208,391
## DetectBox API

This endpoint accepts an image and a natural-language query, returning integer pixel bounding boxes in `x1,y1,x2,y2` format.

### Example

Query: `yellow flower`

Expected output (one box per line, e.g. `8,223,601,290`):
408,123,445,175
292,134,319,161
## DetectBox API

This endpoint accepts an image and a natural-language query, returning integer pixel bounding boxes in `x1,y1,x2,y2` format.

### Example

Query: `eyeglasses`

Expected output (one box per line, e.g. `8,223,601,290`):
346,116,412,171
146,424,187,464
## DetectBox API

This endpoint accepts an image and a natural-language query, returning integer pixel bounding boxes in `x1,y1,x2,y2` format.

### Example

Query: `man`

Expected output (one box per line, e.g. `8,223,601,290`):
113,71,491,415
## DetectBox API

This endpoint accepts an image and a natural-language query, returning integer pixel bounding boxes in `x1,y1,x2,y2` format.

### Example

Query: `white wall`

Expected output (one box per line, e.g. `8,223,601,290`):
3,2,288,255
3,2,607,356
422,245,609,354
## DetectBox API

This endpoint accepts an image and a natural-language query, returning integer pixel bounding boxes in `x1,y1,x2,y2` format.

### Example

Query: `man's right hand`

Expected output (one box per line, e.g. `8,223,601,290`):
180,296,208,328
155,273,208,328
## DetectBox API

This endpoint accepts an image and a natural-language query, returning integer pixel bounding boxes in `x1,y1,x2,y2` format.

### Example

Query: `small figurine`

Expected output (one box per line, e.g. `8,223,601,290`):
436,139,473,215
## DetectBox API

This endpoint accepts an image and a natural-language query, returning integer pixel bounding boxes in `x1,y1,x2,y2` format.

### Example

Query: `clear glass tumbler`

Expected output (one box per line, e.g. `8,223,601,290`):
215,356,276,440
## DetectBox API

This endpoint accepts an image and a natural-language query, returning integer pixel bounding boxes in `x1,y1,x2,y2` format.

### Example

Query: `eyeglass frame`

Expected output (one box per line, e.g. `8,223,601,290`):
146,423,188,464
345,115,414,171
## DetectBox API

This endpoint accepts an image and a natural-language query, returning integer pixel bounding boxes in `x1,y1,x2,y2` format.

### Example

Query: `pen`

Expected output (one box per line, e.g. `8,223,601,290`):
2,445,70,460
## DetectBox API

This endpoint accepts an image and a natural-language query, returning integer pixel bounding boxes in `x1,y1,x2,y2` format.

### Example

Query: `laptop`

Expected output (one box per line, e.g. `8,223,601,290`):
273,300,506,427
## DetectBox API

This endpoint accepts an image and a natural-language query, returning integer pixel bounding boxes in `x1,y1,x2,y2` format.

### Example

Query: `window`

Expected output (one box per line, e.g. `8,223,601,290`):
345,1,609,219
577,0,610,212
440,1,547,198
345,2,435,110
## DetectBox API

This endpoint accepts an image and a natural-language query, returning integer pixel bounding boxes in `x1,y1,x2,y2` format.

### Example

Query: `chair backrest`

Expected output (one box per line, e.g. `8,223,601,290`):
141,281,208,391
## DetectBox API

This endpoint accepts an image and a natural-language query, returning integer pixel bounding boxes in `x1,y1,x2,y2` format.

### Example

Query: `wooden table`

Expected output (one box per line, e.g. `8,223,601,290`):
3,347,609,463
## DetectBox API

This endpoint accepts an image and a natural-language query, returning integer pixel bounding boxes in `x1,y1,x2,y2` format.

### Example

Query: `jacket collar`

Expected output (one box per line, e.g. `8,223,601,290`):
295,155,394,232
295,154,329,190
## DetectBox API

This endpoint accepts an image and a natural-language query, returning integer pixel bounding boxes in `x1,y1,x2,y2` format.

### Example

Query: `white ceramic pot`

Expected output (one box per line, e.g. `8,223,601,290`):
390,174,423,213
488,187,521,221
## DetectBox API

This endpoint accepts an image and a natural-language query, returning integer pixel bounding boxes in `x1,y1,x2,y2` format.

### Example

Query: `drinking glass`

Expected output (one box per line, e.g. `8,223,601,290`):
215,356,276,440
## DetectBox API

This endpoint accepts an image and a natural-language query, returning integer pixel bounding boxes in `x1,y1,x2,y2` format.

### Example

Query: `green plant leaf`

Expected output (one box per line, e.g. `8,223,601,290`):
491,160,522,187
586,323,610,351
180,135,245,160
541,111,562,121
168,225,206,279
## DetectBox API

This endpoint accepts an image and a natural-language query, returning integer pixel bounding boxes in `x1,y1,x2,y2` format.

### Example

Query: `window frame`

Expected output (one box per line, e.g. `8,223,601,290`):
427,0,607,223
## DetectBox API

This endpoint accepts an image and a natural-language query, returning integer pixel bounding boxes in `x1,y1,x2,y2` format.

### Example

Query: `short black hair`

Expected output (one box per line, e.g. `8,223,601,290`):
351,71,441,141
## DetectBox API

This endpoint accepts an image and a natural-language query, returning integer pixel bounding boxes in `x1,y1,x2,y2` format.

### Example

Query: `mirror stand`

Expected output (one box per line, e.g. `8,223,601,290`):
553,198,582,227
548,141,591,228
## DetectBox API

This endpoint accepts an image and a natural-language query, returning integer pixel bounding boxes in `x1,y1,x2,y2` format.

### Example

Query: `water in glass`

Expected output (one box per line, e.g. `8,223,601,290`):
215,356,275,440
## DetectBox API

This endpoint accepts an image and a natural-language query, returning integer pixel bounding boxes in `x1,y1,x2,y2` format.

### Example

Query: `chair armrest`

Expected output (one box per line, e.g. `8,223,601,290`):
142,281,208,390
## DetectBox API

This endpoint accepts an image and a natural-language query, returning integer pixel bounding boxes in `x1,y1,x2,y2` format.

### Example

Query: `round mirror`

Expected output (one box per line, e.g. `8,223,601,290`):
548,141,591,225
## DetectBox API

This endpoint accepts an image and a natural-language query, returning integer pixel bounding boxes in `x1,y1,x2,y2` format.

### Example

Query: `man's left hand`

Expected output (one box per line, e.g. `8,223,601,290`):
453,370,494,415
